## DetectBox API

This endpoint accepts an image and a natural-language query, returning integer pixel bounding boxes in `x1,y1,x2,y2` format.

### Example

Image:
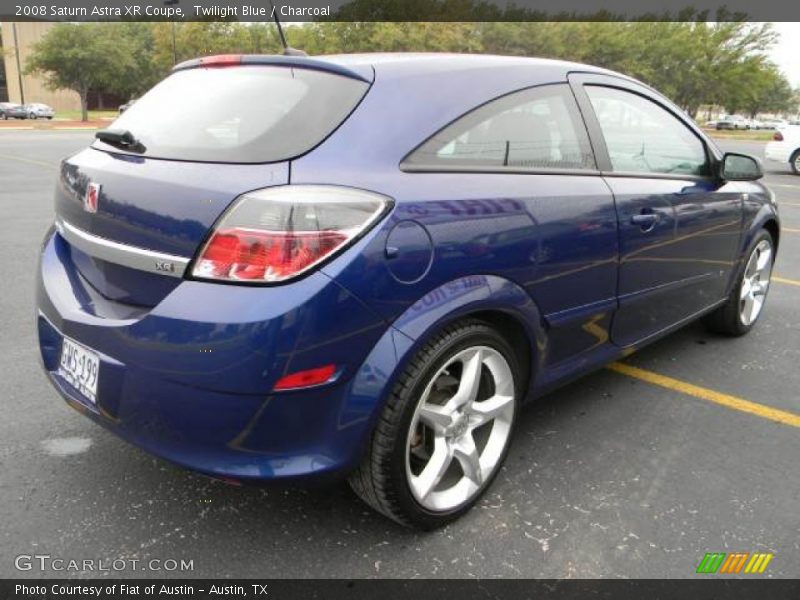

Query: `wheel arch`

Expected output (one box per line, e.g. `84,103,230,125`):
763,217,780,252
465,309,534,397
739,204,780,259
343,274,547,457
344,276,547,523
394,275,544,390
725,208,780,298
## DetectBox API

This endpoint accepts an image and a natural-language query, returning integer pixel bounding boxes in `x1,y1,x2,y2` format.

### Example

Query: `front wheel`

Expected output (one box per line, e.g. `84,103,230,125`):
349,319,521,529
705,229,774,336
29,113,37,120
791,150,800,175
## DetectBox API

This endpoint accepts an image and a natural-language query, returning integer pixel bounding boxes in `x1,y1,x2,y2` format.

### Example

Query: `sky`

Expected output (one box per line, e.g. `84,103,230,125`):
769,23,800,87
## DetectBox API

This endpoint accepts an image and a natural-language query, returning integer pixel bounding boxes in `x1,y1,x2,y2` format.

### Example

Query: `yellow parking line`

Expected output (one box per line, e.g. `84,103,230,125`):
774,276,800,287
783,227,800,233
607,362,800,428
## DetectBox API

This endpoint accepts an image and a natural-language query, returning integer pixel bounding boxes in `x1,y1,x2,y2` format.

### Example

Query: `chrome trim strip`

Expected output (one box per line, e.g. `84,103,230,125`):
55,218,189,279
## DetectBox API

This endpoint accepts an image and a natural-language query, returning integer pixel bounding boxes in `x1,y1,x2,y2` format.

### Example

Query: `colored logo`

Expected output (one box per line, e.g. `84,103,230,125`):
84,182,100,213
696,552,773,574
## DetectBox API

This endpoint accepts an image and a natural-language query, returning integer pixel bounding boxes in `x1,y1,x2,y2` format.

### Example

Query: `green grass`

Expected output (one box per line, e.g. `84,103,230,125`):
53,110,118,121
703,128,775,142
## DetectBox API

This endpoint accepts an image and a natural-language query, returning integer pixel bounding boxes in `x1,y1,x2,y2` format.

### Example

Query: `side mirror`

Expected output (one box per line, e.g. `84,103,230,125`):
721,152,763,181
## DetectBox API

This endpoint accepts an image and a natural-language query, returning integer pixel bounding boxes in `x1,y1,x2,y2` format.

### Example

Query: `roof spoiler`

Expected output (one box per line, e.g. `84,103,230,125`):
172,55,374,84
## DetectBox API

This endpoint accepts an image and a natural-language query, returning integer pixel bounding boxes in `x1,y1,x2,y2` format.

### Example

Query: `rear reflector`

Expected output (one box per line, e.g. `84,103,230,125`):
217,476,243,486
199,54,243,67
773,131,784,141
273,364,337,391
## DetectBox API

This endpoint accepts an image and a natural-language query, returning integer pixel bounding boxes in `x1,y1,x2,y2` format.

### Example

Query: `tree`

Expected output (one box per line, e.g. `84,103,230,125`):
295,22,481,55
151,21,284,72
25,23,136,121
103,22,165,100
737,66,795,117
24,20,793,124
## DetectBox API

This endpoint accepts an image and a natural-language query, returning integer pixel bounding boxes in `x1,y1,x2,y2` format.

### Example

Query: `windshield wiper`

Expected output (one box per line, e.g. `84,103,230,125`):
95,129,146,153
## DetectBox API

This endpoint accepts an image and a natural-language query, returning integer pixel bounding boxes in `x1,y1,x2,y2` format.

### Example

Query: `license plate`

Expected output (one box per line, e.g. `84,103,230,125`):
58,336,100,404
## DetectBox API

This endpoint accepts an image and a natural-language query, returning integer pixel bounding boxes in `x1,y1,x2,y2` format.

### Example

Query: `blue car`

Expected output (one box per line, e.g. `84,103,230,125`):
36,53,779,528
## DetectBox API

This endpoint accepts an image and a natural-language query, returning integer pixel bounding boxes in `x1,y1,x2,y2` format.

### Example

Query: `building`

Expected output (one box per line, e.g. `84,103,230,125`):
0,22,81,111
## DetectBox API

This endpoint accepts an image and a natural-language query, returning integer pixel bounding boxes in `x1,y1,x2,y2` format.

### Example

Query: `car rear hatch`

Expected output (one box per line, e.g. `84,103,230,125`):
54,56,373,307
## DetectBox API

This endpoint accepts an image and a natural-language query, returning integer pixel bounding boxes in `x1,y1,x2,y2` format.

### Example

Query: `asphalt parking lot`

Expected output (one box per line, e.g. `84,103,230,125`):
0,132,798,579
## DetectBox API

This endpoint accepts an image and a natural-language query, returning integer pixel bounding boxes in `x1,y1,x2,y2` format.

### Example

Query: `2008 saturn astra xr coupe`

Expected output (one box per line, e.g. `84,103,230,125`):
37,53,779,528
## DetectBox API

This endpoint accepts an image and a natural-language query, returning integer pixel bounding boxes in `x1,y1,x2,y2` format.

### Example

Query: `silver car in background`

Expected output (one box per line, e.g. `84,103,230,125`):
0,102,28,119
25,103,55,119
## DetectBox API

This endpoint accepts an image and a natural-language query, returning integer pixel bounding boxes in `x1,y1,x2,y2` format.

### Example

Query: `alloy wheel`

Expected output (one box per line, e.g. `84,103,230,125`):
405,345,515,512
740,239,772,326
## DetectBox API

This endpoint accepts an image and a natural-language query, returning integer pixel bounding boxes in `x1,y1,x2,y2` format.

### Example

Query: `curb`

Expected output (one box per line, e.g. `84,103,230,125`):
0,126,99,131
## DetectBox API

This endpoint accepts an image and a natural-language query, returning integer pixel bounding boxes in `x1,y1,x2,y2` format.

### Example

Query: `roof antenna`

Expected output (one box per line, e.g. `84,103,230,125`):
268,1,307,56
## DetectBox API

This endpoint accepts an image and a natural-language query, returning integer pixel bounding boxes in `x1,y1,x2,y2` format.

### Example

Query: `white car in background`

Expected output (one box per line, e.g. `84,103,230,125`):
761,119,787,130
24,103,55,119
765,126,800,174
716,114,751,130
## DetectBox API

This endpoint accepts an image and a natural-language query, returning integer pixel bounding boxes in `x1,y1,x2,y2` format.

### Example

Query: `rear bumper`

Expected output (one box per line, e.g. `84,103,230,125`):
36,230,395,482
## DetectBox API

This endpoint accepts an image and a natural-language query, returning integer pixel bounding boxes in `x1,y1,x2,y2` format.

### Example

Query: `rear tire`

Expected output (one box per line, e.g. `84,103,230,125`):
791,150,800,175
349,319,522,529
704,229,774,336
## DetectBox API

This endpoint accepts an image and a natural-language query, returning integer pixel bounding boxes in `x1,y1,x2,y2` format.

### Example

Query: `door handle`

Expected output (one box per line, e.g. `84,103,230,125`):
631,210,660,231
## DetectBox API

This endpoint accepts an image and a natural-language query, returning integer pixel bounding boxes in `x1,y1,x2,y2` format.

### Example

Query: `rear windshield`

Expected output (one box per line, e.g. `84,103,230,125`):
97,66,369,163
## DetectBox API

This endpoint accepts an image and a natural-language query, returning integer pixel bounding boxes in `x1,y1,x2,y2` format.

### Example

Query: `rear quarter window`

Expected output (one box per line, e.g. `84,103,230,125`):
403,84,595,171
97,66,369,164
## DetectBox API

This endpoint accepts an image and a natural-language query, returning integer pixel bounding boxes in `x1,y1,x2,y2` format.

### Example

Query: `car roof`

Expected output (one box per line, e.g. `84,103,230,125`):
177,52,637,90
292,53,646,172
318,52,621,80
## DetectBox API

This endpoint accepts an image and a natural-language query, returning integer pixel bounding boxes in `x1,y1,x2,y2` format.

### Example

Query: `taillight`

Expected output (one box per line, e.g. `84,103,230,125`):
192,186,391,283
773,131,784,141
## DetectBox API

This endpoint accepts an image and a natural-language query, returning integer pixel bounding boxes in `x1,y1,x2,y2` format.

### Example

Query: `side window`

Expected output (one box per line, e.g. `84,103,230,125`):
585,85,709,176
403,84,595,171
